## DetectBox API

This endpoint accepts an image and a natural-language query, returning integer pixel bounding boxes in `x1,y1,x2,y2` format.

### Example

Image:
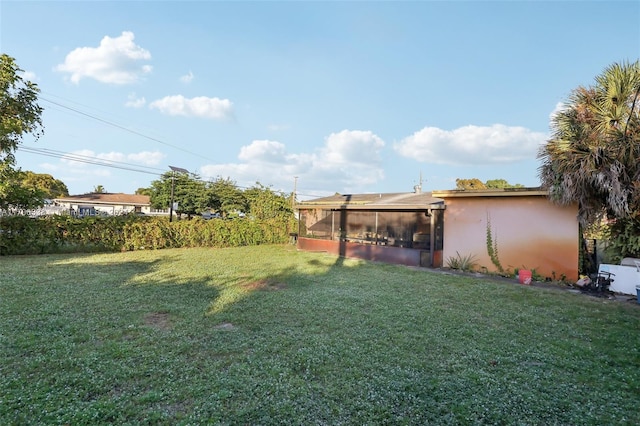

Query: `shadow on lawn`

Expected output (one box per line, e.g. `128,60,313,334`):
33,252,222,323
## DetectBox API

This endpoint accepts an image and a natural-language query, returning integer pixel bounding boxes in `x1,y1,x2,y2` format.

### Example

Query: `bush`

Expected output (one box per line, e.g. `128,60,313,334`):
0,215,295,255
606,215,640,263
446,251,477,272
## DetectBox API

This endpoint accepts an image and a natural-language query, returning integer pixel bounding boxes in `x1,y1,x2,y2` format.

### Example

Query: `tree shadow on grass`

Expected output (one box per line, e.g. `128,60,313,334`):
4,247,640,425
2,251,223,335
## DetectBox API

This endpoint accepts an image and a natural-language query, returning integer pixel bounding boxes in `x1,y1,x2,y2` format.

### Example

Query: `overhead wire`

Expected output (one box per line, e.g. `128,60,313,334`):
25,93,325,198
17,146,165,176
39,95,218,162
18,145,327,197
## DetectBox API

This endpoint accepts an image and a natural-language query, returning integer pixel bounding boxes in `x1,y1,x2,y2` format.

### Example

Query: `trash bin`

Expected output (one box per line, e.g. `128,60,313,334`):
636,284,640,304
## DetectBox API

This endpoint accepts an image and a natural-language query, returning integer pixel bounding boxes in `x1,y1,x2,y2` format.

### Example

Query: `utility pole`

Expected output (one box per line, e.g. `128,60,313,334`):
291,176,298,209
168,165,189,222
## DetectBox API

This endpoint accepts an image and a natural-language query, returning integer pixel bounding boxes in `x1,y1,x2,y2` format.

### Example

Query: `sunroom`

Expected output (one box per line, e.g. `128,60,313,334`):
295,191,445,268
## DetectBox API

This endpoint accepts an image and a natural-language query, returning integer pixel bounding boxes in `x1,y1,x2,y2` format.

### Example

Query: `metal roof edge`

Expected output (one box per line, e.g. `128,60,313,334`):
294,201,446,210
431,187,548,198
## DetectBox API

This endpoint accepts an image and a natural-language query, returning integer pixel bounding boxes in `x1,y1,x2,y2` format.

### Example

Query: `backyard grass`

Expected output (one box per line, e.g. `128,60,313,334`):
1,245,639,425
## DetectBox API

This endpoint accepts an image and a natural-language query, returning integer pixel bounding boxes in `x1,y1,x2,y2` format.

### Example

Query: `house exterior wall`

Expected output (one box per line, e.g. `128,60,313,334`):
441,196,579,281
52,195,167,217
55,201,141,216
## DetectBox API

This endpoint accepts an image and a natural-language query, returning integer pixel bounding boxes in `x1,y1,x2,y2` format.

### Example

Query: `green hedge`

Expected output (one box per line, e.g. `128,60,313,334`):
0,216,295,255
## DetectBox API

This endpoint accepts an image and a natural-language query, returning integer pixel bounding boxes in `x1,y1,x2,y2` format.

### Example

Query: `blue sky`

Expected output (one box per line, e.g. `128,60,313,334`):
2,1,639,199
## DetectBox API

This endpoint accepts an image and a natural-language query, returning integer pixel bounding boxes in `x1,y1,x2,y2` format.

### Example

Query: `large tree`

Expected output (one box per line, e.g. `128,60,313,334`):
0,170,69,212
455,178,524,190
485,179,524,189
538,61,640,225
455,178,486,190
206,177,247,218
20,171,69,199
148,171,209,219
0,54,44,210
0,168,45,212
244,182,293,220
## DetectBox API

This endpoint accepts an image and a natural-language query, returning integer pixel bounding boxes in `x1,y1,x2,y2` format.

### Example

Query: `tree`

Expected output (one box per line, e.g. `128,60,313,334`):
148,172,208,219
485,179,524,189
176,177,209,217
206,177,247,218
0,54,44,210
538,61,640,225
455,178,524,190
0,54,43,162
0,170,68,212
93,185,106,193
135,187,152,196
455,178,486,190
0,168,45,212
20,171,69,198
244,182,293,220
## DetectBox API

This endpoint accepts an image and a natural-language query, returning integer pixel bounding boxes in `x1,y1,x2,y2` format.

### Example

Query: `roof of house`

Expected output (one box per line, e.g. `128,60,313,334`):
432,187,547,198
53,193,151,206
296,187,550,210
296,191,445,210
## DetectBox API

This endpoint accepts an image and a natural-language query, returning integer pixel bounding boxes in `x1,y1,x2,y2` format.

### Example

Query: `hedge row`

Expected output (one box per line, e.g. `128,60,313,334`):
0,216,295,255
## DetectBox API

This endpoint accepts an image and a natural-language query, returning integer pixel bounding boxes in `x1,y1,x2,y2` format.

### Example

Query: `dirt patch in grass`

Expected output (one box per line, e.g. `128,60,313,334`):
144,312,171,330
214,322,235,330
242,279,287,291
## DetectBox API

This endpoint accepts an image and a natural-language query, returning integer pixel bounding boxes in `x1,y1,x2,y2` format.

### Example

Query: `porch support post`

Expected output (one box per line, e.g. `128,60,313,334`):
429,209,435,267
331,210,335,240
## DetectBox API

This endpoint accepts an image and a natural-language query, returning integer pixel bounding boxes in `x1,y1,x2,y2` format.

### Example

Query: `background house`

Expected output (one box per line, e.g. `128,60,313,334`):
296,187,579,281
52,193,167,217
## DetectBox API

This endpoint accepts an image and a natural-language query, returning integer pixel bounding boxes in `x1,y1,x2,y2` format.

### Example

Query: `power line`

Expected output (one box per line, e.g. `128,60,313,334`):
28,93,326,198
18,146,327,197
39,96,218,162
17,146,165,176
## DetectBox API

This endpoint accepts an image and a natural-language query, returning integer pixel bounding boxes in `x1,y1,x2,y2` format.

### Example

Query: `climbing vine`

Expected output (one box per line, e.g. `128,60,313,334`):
486,213,504,273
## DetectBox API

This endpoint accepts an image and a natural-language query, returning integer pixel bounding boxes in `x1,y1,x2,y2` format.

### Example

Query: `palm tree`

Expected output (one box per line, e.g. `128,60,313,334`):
538,61,640,225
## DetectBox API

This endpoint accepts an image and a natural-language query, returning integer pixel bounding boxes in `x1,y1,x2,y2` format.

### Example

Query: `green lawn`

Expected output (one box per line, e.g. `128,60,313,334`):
1,245,639,425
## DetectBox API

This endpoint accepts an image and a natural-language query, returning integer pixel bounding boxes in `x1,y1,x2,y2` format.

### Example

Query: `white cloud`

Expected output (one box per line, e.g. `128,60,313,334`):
394,124,547,165
322,130,384,165
125,93,146,108
149,95,234,120
59,149,164,168
239,140,288,163
21,71,37,81
60,149,99,167
96,152,127,163
200,129,386,194
180,71,194,83
55,31,152,84
127,151,165,165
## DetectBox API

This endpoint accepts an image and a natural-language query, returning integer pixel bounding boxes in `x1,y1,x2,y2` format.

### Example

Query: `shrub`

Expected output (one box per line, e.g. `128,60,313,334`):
0,215,294,255
446,251,478,272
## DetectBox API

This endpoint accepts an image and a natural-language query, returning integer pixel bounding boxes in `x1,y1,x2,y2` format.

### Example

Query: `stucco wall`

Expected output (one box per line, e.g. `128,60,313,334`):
442,196,579,281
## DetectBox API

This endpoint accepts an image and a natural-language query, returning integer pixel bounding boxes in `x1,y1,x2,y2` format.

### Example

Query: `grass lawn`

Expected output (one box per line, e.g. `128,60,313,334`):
1,245,639,425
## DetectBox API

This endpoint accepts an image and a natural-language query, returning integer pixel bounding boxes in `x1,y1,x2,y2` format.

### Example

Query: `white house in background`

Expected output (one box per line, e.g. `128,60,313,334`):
52,193,167,217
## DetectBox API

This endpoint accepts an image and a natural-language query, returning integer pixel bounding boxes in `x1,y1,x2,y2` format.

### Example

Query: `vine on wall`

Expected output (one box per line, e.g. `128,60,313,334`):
486,213,504,273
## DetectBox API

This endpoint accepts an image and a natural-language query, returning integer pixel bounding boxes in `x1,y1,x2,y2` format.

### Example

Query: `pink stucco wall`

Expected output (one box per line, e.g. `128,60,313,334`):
442,196,579,281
